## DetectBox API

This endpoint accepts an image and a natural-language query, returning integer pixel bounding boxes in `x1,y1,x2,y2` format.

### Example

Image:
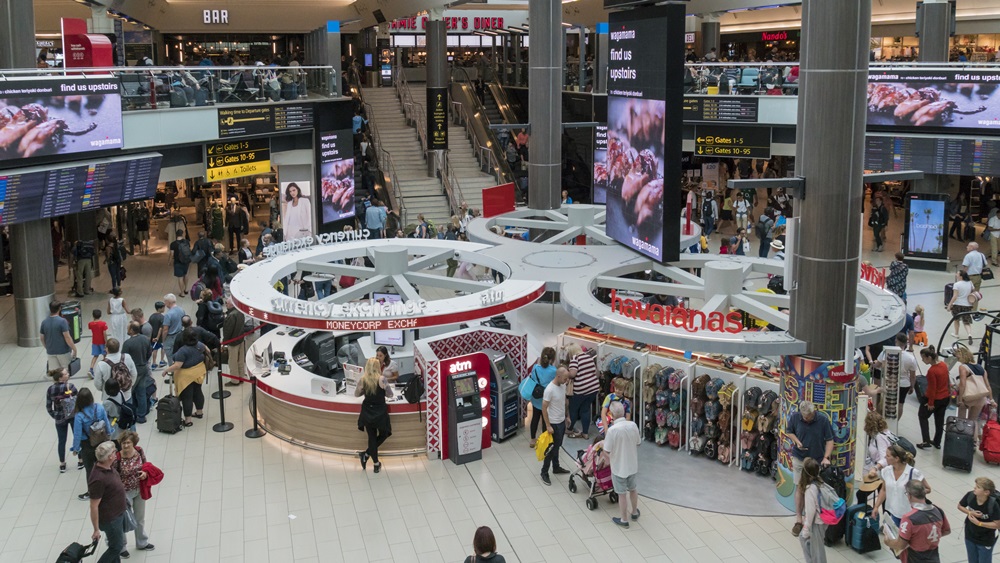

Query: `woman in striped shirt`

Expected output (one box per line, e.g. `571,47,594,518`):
565,343,600,440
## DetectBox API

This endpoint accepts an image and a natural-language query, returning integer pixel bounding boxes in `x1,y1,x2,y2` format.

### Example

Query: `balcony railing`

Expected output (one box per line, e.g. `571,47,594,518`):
0,65,340,111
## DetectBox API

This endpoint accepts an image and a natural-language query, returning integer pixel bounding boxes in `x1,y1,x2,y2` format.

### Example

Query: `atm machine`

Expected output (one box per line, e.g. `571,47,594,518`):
484,349,520,442
447,371,483,465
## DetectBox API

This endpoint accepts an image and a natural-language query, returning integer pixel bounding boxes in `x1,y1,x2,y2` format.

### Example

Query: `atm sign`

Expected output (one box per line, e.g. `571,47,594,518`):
449,360,473,374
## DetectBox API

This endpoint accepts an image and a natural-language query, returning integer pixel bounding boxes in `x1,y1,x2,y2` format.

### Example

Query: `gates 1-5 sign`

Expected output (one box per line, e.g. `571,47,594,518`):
427,87,448,150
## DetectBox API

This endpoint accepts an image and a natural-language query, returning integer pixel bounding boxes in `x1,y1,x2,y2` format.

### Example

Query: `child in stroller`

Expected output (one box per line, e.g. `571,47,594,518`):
568,437,619,510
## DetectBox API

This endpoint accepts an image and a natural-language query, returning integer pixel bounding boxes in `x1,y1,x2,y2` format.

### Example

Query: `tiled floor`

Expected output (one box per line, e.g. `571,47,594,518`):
2,209,1000,562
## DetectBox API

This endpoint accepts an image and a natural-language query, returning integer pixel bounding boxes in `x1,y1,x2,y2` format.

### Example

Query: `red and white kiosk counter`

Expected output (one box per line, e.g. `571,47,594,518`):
229,238,544,456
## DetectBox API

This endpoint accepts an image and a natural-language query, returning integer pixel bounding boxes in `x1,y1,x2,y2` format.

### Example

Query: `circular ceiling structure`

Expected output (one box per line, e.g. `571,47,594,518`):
230,239,545,330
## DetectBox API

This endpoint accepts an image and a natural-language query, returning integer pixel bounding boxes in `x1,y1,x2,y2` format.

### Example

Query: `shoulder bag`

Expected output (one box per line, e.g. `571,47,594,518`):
518,366,545,401
200,343,216,371
963,363,991,403
981,253,994,281
87,406,110,446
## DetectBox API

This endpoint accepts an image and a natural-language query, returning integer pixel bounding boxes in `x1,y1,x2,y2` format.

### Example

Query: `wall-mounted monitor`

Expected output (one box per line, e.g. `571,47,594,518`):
372,292,405,347
867,69,1000,135
903,192,949,259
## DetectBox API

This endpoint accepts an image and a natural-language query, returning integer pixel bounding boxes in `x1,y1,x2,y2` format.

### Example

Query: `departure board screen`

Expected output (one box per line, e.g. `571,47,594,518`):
0,153,161,226
865,136,1000,176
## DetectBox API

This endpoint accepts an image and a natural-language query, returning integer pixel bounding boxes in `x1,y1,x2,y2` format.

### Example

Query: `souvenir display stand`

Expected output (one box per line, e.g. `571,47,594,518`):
641,351,696,450
413,326,527,460
880,346,902,426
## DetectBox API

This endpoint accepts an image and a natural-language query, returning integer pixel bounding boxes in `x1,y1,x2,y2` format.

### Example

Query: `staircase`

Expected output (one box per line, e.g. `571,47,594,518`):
409,84,494,217
363,86,452,229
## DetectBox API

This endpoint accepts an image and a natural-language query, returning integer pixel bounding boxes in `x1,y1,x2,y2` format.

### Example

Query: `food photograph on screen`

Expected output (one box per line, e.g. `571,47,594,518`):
0,77,124,161
906,198,946,255
320,158,355,224
867,70,999,132
604,96,665,260
593,125,608,204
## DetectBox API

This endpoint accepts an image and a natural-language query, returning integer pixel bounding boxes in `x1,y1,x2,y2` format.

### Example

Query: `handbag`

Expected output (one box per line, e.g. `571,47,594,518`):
201,345,216,371
963,367,991,403
535,431,553,461
518,369,545,402
982,254,994,281
122,503,137,533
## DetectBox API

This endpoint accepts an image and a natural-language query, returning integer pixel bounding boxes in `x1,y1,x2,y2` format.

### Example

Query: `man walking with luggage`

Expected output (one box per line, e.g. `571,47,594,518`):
88,441,128,563
961,242,989,315
604,401,641,528
883,481,950,562
787,401,834,537
540,367,571,486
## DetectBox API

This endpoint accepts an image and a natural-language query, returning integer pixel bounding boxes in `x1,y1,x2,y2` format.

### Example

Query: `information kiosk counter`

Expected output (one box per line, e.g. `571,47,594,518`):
246,328,426,454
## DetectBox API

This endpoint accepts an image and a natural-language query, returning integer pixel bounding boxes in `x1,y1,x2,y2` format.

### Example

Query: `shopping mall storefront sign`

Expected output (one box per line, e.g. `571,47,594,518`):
610,290,743,334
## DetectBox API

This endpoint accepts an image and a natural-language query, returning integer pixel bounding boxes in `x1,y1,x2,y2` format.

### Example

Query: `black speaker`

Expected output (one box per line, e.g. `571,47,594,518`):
372,9,386,24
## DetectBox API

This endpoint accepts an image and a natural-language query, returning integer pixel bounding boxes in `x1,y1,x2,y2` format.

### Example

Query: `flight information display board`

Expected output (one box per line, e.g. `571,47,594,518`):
865,136,1000,176
683,97,759,123
0,153,162,226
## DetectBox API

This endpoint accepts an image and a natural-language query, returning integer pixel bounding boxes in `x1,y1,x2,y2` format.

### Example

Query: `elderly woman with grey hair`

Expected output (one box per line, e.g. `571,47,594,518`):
787,401,834,538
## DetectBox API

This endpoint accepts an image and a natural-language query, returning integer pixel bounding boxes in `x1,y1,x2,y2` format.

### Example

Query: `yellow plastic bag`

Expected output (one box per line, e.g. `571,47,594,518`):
535,431,553,461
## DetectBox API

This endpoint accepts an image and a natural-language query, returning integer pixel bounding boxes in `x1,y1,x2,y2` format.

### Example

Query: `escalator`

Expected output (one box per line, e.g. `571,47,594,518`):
484,79,527,125
449,69,517,201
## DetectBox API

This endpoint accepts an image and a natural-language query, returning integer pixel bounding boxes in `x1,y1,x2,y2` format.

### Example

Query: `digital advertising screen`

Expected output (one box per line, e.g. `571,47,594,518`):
904,193,949,258
604,4,684,263
593,124,608,204
372,292,404,347
867,69,1000,134
279,180,314,241
0,76,123,163
318,129,355,226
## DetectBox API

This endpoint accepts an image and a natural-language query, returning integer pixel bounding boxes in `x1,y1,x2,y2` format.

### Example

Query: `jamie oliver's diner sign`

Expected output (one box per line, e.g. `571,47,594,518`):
388,11,527,33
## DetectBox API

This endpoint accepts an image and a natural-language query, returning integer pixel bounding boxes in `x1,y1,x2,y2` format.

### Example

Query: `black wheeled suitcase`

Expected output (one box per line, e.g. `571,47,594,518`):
55,540,97,562
943,415,976,472
156,377,183,434
944,283,954,308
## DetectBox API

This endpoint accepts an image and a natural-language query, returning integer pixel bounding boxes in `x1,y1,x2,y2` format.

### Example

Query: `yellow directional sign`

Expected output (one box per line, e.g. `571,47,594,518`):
694,125,771,159
204,138,271,181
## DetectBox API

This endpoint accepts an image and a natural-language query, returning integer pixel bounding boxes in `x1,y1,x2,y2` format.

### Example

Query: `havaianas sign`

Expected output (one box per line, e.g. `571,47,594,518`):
609,290,743,334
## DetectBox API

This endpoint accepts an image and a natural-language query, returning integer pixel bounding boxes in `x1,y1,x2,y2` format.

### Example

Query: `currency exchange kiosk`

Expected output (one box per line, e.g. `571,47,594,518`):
484,349,520,442
447,371,483,465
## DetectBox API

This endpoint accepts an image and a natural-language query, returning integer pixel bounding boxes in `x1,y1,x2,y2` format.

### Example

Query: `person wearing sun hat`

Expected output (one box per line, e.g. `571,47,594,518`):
770,239,785,260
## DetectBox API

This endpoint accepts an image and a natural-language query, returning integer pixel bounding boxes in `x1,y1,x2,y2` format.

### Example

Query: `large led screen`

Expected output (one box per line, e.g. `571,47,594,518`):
867,69,1000,134
904,193,948,258
604,5,683,262
0,76,123,162
318,130,355,226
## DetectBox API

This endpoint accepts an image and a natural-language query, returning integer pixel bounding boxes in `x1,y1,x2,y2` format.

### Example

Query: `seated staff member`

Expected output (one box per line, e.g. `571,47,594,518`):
377,346,400,383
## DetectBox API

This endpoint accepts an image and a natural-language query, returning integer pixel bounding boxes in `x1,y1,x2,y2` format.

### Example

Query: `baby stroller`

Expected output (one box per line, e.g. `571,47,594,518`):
568,440,619,510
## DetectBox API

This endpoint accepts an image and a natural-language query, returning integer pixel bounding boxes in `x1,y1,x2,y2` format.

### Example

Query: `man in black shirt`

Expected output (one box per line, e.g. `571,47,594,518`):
173,316,220,355
193,231,215,277
123,321,153,423
787,401,834,537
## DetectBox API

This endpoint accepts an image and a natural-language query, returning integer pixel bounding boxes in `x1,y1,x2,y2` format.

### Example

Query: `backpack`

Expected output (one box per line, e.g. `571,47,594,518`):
702,198,714,219
191,280,207,302
103,358,133,392
206,300,225,332
404,375,424,404
57,391,77,424
756,215,774,240
108,394,136,430
886,431,918,458
77,241,96,259
176,239,193,264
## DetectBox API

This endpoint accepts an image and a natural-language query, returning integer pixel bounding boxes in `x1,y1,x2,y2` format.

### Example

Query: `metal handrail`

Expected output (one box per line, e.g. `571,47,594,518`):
485,75,525,124
440,159,466,217
395,67,428,152
449,67,515,185
347,66,406,224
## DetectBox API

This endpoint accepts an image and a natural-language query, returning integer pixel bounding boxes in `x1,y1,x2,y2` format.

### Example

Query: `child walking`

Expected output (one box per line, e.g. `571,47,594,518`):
912,304,928,346
87,309,107,378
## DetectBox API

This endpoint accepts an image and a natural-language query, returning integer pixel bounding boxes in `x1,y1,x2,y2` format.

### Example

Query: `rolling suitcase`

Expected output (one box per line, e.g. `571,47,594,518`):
845,503,881,554
982,416,1000,465
55,539,97,562
944,283,954,308
943,415,976,472
156,376,183,434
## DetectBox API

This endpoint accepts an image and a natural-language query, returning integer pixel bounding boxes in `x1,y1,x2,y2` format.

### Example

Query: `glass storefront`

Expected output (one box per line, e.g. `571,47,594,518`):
161,34,303,65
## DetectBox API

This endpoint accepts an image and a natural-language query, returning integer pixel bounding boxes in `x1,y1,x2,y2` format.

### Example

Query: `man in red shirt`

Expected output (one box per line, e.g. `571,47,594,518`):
917,347,951,449
883,480,950,563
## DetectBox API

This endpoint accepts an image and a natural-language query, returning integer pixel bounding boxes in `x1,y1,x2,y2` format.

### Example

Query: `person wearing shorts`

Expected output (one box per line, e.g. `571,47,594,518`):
787,401,834,537
603,401,641,528
947,271,976,342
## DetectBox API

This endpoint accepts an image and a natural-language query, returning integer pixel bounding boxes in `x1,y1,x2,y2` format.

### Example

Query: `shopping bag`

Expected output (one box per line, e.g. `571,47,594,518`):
535,431,553,461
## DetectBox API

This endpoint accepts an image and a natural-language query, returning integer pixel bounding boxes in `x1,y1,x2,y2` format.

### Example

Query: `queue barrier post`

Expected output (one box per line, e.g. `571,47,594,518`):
245,375,266,439
212,366,234,433
211,350,231,400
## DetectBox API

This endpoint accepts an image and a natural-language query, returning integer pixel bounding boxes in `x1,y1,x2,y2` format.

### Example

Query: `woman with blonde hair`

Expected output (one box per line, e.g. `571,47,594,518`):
955,346,995,441
356,357,393,473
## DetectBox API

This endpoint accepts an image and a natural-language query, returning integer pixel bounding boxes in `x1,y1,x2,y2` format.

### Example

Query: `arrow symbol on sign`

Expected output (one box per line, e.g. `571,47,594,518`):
697,147,703,155
208,146,214,155
697,137,705,143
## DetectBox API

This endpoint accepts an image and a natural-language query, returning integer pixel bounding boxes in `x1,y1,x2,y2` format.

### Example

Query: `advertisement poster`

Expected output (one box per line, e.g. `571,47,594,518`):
318,130,355,225
0,76,123,163
867,69,1000,133
604,4,684,262
280,181,314,241
905,195,948,257
593,124,608,204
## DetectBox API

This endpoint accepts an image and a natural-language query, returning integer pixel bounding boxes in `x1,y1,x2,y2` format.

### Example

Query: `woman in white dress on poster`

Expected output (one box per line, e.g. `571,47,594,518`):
282,182,313,240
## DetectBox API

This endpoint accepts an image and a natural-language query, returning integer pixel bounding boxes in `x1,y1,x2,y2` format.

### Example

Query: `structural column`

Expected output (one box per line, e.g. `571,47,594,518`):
779,0,872,503
913,0,955,195
1,0,56,347
527,0,562,211
701,14,721,58
425,18,449,176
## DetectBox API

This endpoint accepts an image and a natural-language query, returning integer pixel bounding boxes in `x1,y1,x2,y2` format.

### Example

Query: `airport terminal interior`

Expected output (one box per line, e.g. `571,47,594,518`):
3,0,1000,562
